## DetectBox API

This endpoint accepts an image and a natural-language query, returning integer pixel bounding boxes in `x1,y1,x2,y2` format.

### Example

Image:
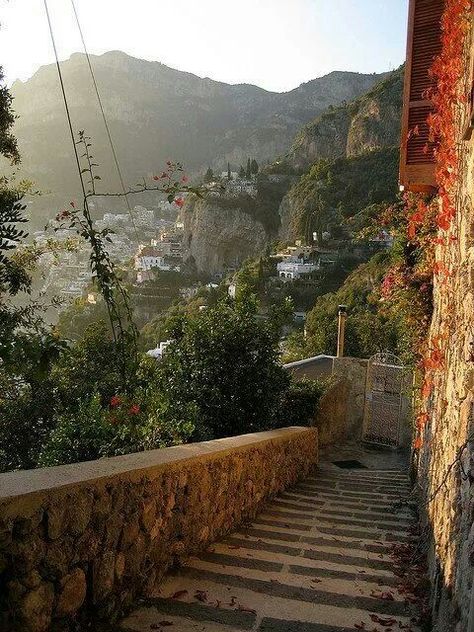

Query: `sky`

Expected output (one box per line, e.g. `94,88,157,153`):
0,0,409,92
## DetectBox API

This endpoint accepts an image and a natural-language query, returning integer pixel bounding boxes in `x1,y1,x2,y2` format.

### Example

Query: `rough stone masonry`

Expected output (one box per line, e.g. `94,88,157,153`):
0,427,317,632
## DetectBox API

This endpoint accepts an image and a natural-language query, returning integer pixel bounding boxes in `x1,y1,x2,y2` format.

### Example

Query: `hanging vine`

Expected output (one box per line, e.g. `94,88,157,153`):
53,131,209,390
381,0,472,449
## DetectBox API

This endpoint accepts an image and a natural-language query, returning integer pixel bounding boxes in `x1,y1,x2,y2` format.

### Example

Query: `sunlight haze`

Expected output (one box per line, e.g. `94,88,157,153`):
0,0,408,91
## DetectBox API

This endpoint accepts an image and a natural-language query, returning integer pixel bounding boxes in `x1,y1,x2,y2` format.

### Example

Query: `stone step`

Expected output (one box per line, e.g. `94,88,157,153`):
119,456,421,632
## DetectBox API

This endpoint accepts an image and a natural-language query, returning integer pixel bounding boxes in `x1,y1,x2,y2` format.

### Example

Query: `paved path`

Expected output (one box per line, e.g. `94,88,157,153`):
120,447,419,632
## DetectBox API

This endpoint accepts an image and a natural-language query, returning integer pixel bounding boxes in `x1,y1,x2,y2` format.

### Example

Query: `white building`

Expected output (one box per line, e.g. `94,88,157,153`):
134,246,174,276
146,340,173,360
277,257,320,281
228,283,237,299
133,206,155,228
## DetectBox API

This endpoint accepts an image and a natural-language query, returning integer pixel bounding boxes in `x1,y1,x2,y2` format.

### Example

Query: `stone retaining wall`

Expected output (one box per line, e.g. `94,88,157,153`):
0,427,317,632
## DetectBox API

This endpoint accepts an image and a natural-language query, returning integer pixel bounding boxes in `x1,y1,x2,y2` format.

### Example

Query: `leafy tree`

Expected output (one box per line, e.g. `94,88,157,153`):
0,66,19,164
159,298,290,440
239,165,246,179
204,167,214,183
250,158,259,175
227,162,232,180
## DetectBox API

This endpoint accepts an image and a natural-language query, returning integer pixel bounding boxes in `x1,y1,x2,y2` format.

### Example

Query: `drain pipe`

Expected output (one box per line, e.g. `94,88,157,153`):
337,305,347,358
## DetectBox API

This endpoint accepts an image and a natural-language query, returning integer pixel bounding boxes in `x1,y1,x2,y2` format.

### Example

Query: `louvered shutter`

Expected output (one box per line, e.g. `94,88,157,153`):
400,0,445,192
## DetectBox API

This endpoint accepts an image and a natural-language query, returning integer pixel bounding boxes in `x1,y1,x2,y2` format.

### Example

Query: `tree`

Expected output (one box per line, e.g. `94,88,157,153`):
239,165,246,179
227,162,232,180
250,159,259,175
0,66,19,164
159,298,290,440
204,167,214,183
246,158,251,179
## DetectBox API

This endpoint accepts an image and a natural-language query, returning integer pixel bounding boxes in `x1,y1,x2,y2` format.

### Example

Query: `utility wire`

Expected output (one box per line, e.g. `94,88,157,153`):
43,0,88,205
69,0,141,246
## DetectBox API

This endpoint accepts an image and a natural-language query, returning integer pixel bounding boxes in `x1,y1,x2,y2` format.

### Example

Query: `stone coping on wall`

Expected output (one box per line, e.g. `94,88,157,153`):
0,426,317,632
0,427,312,512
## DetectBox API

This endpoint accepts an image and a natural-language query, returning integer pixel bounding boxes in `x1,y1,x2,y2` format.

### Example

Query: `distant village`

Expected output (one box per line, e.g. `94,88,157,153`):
32,163,394,320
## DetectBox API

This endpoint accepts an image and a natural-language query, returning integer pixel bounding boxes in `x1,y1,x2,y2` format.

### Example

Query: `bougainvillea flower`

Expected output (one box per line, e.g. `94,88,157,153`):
174,197,185,208
110,395,122,408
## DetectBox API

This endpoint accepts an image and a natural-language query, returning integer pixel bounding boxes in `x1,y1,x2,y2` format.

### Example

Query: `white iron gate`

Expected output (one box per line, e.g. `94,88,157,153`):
362,352,408,448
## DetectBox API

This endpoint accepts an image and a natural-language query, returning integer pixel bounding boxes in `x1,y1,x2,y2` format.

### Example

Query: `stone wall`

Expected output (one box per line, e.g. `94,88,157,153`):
416,37,474,632
285,356,369,443
0,427,317,632
314,377,351,446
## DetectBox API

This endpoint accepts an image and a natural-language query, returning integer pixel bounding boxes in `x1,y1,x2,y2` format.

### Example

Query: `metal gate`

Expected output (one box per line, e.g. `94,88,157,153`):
362,352,408,448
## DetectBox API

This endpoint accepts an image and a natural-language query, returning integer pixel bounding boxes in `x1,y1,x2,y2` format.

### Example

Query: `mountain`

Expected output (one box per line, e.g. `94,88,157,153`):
180,68,404,274
276,68,404,240
282,66,404,172
8,51,388,222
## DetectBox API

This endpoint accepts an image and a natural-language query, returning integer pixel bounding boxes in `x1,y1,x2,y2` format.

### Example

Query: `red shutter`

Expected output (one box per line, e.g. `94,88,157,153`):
400,0,445,192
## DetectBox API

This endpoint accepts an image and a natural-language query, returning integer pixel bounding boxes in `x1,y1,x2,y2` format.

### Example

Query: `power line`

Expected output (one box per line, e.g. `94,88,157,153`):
69,0,141,245
43,0,88,205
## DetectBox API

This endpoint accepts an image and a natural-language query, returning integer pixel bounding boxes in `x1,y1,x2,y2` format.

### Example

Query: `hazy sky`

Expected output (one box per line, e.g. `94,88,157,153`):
0,0,409,92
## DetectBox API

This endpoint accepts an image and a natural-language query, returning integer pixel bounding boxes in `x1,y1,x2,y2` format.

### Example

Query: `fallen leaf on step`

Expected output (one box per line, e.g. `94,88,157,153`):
237,605,257,615
194,590,208,603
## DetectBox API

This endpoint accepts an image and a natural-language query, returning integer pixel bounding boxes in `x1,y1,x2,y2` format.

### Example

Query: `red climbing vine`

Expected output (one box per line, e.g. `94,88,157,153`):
382,0,472,450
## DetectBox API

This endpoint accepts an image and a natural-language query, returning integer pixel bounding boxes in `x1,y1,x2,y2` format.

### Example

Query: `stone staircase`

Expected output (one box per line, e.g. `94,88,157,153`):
119,451,419,632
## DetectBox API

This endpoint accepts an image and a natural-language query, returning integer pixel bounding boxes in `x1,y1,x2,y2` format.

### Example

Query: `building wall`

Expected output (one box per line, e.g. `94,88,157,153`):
0,428,317,632
418,47,474,632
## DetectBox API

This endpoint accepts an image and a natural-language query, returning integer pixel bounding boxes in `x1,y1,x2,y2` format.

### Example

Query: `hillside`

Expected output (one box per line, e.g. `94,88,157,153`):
281,66,403,173
7,51,386,223
274,68,404,241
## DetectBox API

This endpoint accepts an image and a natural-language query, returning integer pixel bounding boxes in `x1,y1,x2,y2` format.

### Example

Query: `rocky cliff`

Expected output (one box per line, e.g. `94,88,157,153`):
275,68,404,241
183,197,268,275
286,67,403,172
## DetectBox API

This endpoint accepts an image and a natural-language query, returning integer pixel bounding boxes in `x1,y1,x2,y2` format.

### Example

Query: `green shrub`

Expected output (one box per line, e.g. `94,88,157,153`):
38,394,115,467
159,298,290,440
274,377,326,426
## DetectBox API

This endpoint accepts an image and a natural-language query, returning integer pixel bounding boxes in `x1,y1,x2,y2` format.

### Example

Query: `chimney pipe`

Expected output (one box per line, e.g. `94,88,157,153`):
337,305,347,358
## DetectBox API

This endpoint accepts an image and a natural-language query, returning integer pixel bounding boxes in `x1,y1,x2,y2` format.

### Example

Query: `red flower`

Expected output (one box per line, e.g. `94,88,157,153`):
174,197,185,208
110,395,122,408
128,404,140,415
181,175,188,183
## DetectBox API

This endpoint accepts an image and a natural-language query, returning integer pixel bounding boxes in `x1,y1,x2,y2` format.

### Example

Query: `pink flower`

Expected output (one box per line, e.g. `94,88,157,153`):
128,404,140,415
174,197,185,208
110,395,122,408
181,175,189,183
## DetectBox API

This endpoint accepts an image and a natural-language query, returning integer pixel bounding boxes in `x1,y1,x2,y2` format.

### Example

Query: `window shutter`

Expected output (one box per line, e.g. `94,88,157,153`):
400,0,445,192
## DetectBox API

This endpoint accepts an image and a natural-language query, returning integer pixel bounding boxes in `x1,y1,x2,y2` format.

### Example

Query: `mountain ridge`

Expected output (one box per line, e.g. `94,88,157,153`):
7,51,388,223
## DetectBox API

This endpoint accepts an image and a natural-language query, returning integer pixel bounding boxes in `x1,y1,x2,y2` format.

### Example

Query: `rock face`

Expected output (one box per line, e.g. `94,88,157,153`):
286,67,403,171
0,428,317,631
183,197,268,275
276,68,404,241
